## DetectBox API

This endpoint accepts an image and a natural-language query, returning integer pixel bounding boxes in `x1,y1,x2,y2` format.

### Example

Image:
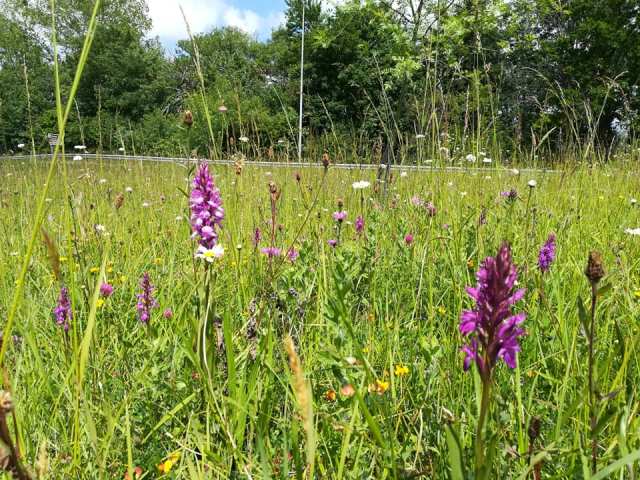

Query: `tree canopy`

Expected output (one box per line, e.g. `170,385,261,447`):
0,0,638,161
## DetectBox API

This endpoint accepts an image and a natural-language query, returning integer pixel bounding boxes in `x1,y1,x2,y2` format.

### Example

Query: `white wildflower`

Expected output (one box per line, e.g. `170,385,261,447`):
352,180,371,190
195,244,225,262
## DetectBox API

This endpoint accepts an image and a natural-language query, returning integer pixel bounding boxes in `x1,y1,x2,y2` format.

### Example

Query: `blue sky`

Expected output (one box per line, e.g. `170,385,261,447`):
147,0,288,52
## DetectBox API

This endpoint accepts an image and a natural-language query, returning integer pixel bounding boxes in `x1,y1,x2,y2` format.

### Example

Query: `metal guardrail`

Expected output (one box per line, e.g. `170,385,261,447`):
0,153,559,174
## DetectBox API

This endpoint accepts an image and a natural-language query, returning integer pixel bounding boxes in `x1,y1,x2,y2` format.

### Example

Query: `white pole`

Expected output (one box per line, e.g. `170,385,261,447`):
297,1,305,162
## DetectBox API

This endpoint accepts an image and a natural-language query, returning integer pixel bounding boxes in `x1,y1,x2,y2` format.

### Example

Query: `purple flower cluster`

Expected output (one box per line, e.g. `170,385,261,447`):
404,233,414,246
261,246,281,258
460,243,526,377
537,234,556,273
252,227,261,248
501,189,518,202
410,195,437,216
54,286,73,332
100,283,114,297
355,215,364,235
286,247,299,262
332,211,347,222
190,163,224,249
136,273,158,324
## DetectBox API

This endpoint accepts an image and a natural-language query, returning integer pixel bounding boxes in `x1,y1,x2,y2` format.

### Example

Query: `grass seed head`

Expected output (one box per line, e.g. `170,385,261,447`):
585,251,605,285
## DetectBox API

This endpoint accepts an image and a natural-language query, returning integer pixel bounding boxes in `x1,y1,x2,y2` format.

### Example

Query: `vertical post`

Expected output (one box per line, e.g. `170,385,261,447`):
297,0,305,163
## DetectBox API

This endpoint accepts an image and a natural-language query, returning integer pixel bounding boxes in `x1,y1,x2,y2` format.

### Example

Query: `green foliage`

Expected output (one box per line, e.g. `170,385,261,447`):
1,0,639,160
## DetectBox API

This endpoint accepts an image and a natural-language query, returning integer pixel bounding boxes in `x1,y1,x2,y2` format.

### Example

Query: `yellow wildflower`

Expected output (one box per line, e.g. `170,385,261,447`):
107,267,113,274
154,258,163,265
368,379,389,395
394,365,409,377
89,267,99,274
634,289,640,300
437,306,446,315
96,299,105,308
120,275,127,284
59,256,68,263
467,259,475,268
158,451,180,474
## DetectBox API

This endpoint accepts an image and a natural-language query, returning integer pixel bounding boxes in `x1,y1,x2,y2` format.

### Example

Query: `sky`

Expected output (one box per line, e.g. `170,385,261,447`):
147,0,288,52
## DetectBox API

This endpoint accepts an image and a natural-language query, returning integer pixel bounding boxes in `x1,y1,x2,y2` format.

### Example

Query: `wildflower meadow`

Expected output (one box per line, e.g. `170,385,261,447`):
2,0,640,478
0,153,639,478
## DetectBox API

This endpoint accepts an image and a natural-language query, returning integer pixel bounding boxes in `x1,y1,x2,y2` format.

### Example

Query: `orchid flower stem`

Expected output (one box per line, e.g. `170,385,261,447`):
588,282,598,473
475,375,492,479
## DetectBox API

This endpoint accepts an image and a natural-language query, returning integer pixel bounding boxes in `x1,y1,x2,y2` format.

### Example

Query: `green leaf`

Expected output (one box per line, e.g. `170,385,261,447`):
445,424,466,480
577,296,589,335
591,449,640,480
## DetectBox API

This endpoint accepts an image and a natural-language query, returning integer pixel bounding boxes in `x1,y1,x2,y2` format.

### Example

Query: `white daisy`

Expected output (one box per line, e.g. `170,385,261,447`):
195,244,225,262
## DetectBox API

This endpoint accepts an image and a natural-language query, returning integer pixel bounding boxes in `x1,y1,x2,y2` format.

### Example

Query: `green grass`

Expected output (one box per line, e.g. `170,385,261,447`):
0,157,639,478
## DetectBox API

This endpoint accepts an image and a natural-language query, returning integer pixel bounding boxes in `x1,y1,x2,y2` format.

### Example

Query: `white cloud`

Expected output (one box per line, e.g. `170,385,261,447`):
147,0,285,45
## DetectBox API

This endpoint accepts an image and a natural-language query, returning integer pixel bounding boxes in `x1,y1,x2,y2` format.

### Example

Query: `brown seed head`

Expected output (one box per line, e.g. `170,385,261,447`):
321,150,330,169
114,193,124,210
0,391,12,414
183,110,193,128
585,251,605,285
528,416,541,443
337,198,344,209
269,182,280,202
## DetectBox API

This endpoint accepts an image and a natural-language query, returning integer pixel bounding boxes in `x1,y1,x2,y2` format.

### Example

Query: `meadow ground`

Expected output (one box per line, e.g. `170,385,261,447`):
0,157,639,478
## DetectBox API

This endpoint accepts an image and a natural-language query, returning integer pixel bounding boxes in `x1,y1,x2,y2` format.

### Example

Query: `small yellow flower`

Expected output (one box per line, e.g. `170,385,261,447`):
154,258,163,265
120,275,127,284
437,306,446,315
598,195,605,200
96,299,105,308
368,379,389,395
362,346,369,353
106,267,113,274
59,256,68,263
634,289,640,300
467,259,475,268
158,452,180,474
394,365,409,377
89,267,99,274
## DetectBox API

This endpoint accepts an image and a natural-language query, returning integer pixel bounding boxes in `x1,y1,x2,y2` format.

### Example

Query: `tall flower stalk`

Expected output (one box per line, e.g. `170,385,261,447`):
54,286,73,332
537,234,556,273
136,273,158,324
459,242,526,477
585,251,605,473
190,163,224,252
190,163,225,373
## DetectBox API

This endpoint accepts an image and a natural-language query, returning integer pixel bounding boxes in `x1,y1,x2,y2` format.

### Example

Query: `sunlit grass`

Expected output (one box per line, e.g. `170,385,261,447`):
0,157,638,477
